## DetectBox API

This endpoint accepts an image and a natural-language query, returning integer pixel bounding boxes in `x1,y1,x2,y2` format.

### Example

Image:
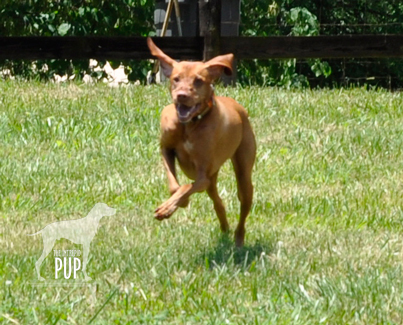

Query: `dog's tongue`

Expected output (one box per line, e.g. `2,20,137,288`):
176,104,199,123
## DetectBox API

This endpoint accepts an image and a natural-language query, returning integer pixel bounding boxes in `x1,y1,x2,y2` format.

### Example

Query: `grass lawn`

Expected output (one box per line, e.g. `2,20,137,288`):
1,81,403,324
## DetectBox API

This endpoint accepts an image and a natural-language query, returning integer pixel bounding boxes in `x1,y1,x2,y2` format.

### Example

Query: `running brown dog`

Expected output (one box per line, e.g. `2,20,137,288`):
148,38,256,247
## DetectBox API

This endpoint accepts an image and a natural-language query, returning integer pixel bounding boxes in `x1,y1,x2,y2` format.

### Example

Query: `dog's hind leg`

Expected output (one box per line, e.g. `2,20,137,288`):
35,236,56,281
206,172,229,233
231,126,256,247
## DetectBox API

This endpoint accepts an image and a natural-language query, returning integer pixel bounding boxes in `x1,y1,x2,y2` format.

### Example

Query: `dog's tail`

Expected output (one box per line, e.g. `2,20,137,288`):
27,230,42,236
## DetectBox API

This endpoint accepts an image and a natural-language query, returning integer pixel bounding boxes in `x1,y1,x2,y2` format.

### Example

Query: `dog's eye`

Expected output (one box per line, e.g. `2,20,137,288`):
194,77,204,87
172,76,180,83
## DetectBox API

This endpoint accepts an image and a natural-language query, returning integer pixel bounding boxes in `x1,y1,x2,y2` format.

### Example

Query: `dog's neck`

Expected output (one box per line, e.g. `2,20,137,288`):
191,95,215,122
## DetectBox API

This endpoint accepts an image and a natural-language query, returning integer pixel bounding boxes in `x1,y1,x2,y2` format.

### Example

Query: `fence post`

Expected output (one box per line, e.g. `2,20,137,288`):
199,0,222,61
221,0,240,85
199,0,237,85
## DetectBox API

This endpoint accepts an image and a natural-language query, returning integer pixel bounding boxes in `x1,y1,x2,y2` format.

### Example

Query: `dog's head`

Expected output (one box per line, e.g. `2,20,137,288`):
147,37,234,123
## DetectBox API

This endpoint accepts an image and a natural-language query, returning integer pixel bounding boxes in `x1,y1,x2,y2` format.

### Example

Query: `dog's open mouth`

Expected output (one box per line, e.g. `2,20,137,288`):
176,103,201,123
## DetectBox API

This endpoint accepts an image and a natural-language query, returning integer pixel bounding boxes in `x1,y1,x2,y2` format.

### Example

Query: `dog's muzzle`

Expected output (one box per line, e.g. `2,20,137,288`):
176,103,201,123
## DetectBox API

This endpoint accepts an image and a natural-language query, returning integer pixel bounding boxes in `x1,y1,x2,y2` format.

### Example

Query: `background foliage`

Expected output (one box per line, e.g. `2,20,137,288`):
1,0,403,87
239,0,403,88
0,0,154,81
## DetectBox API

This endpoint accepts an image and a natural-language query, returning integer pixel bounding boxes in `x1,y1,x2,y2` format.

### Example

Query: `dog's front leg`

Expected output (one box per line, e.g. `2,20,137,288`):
155,171,210,220
161,148,180,195
161,147,190,208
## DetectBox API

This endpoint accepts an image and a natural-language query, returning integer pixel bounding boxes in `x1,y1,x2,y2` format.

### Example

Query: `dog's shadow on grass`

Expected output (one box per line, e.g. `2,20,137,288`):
196,234,274,269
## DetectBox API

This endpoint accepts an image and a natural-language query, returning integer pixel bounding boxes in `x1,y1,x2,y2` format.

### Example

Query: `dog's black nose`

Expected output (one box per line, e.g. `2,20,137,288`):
177,93,190,101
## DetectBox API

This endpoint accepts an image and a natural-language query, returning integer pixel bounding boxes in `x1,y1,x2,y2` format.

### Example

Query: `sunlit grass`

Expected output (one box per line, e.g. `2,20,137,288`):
1,81,403,323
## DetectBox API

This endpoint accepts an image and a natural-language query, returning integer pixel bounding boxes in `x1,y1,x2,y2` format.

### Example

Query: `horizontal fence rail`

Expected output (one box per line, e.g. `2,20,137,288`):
0,36,204,61
1,35,403,61
222,35,403,59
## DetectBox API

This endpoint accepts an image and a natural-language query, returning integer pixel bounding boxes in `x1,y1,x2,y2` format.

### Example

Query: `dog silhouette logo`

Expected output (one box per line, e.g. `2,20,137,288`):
28,203,116,281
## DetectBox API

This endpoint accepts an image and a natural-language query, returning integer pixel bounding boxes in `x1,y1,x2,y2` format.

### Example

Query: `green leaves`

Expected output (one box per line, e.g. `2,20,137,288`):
238,3,333,86
57,23,71,36
287,7,319,36
0,1,154,81
309,60,332,78
0,1,153,37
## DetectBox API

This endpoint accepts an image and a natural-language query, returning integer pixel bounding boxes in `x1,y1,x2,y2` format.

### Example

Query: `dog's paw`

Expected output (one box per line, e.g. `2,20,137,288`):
154,201,178,220
154,208,174,220
154,212,168,220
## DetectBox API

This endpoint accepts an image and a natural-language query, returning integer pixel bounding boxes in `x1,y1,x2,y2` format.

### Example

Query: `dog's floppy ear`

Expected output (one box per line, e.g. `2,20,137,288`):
147,37,177,77
204,54,234,80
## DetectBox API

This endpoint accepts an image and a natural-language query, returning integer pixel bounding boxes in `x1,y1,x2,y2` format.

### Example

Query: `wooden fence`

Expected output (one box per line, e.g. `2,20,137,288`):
1,35,403,61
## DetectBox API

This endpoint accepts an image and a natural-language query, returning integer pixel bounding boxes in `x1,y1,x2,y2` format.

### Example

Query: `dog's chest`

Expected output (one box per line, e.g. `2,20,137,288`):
173,136,199,179
183,140,194,153
176,138,194,162
175,124,202,154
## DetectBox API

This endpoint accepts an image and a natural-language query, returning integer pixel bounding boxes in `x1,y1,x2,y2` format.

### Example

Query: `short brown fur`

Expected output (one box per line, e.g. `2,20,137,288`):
147,38,256,247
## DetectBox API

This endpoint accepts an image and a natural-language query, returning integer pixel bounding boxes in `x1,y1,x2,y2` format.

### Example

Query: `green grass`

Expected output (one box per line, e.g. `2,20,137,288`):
1,81,403,324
